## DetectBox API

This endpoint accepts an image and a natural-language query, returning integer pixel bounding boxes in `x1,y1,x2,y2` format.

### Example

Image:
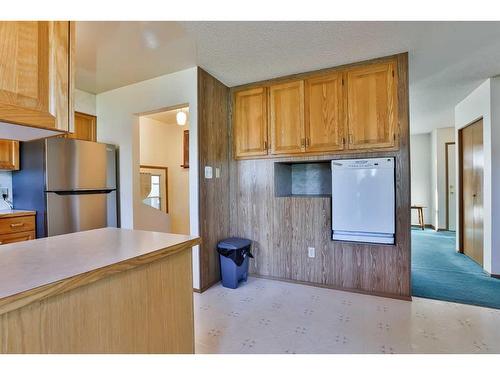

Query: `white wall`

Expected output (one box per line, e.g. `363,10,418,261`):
430,127,455,230
96,67,200,288
455,78,499,274
410,134,432,225
490,79,500,276
140,116,190,234
75,89,96,115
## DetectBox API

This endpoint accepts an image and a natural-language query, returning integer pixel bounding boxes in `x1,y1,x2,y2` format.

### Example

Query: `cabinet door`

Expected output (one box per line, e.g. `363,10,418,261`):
68,112,97,141
0,140,19,170
269,81,305,154
305,72,345,152
346,61,397,150
0,21,74,131
233,87,268,158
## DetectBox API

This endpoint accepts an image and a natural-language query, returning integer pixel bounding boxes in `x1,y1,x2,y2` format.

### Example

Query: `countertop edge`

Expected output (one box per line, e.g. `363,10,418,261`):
0,236,201,315
0,211,36,219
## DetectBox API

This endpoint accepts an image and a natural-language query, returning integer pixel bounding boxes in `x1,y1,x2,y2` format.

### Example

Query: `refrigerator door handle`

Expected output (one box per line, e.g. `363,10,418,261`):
50,189,115,196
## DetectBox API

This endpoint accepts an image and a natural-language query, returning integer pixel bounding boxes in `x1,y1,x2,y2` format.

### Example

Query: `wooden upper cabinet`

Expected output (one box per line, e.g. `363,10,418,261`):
233,87,268,158
305,72,345,152
68,112,97,142
0,140,19,170
231,56,401,160
269,81,305,155
346,61,397,150
0,21,74,132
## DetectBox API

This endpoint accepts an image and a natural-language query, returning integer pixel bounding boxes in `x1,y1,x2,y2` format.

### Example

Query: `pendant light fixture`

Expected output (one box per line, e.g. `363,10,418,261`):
176,110,187,126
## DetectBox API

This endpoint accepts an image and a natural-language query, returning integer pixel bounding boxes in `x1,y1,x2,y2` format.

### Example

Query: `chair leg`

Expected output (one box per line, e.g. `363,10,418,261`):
419,208,424,230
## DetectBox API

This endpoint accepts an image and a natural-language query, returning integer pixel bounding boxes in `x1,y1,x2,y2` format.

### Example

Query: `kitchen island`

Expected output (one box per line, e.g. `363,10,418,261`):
0,227,200,353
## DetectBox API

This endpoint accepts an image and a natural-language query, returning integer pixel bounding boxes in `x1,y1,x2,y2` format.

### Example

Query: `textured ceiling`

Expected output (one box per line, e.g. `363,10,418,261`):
76,21,500,134
76,21,196,94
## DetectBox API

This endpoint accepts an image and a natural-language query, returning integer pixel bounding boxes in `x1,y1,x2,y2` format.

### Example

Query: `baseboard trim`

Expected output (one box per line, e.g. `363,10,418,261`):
411,224,434,230
413,224,447,231
250,273,412,302
193,278,220,294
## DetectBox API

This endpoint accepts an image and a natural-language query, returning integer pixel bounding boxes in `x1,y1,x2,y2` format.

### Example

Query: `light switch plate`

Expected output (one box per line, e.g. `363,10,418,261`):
215,167,221,178
308,247,315,258
204,166,213,179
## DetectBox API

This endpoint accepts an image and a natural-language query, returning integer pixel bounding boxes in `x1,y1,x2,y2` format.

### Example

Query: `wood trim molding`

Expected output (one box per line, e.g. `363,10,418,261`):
193,278,220,294
251,274,412,302
445,142,456,231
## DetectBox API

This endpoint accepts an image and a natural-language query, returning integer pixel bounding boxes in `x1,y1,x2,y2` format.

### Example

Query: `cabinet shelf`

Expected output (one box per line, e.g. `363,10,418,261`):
274,161,332,198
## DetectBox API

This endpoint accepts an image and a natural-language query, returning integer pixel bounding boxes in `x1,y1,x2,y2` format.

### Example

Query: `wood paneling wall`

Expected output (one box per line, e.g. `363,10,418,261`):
228,54,411,299
198,68,230,291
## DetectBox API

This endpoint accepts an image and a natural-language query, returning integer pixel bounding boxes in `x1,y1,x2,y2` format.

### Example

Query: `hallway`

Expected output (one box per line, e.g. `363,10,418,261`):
412,229,500,309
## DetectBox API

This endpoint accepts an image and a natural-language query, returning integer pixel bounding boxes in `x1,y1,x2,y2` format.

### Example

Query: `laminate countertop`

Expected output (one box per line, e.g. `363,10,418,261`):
0,227,200,314
0,209,36,218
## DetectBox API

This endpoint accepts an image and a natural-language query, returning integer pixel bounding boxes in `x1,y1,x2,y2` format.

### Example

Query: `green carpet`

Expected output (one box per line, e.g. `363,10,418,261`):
412,229,500,309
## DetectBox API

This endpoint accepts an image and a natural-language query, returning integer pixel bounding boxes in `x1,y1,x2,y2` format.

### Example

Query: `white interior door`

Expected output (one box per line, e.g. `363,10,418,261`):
447,143,456,231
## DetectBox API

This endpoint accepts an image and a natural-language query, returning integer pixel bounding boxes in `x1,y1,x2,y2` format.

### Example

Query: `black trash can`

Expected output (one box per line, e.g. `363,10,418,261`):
217,238,253,289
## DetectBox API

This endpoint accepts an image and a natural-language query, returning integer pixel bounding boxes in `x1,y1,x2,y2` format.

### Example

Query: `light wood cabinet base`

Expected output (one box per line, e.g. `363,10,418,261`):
0,248,194,353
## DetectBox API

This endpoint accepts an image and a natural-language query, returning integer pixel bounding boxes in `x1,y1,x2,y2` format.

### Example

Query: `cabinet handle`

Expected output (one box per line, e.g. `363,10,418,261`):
305,138,310,147
348,134,353,144
264,140,268,150
301,138,305,147
10,222,24,228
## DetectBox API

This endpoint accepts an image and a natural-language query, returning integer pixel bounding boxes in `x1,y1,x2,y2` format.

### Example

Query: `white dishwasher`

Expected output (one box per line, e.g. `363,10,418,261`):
331,157,395,244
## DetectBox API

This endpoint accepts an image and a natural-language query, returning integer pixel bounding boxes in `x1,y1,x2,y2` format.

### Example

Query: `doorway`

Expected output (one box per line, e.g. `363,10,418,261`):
445,142,456,231
138,105,191,235
410,125,500,309
459,118,484,266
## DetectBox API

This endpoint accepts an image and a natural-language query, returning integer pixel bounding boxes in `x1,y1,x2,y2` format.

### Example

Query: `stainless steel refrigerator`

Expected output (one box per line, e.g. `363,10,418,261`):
12,138,119,238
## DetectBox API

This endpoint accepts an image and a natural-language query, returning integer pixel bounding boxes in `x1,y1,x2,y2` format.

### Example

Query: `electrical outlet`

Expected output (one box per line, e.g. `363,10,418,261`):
0,187,8,198
308,247,315,258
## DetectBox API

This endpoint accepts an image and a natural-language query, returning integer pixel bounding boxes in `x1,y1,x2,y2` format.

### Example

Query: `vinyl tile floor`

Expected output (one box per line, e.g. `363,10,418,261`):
194,277,500,354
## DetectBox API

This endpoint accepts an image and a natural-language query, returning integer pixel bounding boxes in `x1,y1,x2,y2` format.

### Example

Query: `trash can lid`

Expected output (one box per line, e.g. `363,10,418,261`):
217,237,251,250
